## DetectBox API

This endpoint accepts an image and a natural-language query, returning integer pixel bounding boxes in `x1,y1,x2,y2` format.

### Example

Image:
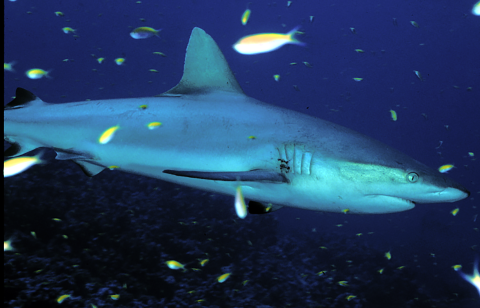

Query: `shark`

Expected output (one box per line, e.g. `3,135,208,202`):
4,27,469,215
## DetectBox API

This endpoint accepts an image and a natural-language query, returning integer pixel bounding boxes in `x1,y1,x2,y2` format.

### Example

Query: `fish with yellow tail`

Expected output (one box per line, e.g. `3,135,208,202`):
233,26,305,55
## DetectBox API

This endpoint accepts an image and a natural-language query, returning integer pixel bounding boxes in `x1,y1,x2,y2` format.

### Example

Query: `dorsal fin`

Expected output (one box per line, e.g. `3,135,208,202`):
4,88,46,110
158,27,244,96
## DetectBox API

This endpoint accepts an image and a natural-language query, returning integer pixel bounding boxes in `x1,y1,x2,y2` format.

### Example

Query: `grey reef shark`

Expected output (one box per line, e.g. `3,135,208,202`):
4,27,469,217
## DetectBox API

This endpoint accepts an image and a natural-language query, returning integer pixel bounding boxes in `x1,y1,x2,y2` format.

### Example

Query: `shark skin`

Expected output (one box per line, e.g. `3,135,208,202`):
4,27,469,214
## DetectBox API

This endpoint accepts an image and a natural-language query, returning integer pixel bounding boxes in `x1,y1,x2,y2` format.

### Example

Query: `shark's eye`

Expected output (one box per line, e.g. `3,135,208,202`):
407,172,419,183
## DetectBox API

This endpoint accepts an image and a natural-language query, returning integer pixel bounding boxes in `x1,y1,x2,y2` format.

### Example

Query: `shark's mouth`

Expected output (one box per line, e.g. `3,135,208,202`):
367,194,416,207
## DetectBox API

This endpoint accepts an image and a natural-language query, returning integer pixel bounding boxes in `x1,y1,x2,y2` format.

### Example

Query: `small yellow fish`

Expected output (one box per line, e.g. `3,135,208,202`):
438,164,454,173
451,208,460,216
147,122,162,130
385,251,392,260
353,78,363,82
317,271,327,276
458,259,480,295
356,233,363,236
390,109,397,121
149,69,158,73
217,272,231,283
55,12,64,17
114,58,125,65
153,51,167,57
273,74,280,82
345,295,357,301
31,231,37,239
110,294,120,300
355,49,364,53
4,61,16,72
26,68,51,79
342,208,350,214
97,57,105,64
473,1,480,16
98,125,120,144
130,27,162,39
242,280,249,286
241,7,251,25
452,264,462,271
410,21,419,28
413,70,423,81
468,152,474,157
52,218,62,221
303,61,313,68
397,266,405,270
188,290,196,294
4,153,44,177
319,246,328,250
62,27,76,34
166,260,186,271
199,259,209,267
338,281,349,286
57,294,71,303
4,236,16,251
235,186,247,219
378,268,384,274
108,165,120,170
191,268,201,272
233,26,305,55
289,62,297,65
196,299,205,303
248,135,256,139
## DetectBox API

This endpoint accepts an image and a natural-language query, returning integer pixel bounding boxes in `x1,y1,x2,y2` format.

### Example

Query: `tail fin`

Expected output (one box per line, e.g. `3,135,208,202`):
4,88,47,157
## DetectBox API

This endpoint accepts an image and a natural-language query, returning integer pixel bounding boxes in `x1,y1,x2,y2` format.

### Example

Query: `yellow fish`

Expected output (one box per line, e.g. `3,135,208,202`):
4,61,16,72
452,264,462,271
342,208,350,214
438,164,454,173
233,26,305,55
26,68,51,79
4,152,44,177
474,1,480,16
378,268,384,274
353,78,363,82
345,295,357,301
62,27,76,34
458,260,480,295
217,272,231,283
98,125,120,144
110,294,120,300
166,260,186,271
338,281,349,286
410,21,419,28
241,7,251,25
97,57,105,64
130,27,162,39
199,259,209,267
451,208,460,216
57,294,71,303
147,122,162,130
273,74,280,82
235,186,247,219
390,110,397,121
114,58,125,65
385,251,392,260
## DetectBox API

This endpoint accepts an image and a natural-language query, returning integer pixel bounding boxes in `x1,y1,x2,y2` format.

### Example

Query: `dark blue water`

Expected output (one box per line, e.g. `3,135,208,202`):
4,0,479,307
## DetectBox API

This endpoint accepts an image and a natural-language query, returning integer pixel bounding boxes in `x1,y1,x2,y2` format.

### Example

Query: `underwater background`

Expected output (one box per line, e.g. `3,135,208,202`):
4,0,480,307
